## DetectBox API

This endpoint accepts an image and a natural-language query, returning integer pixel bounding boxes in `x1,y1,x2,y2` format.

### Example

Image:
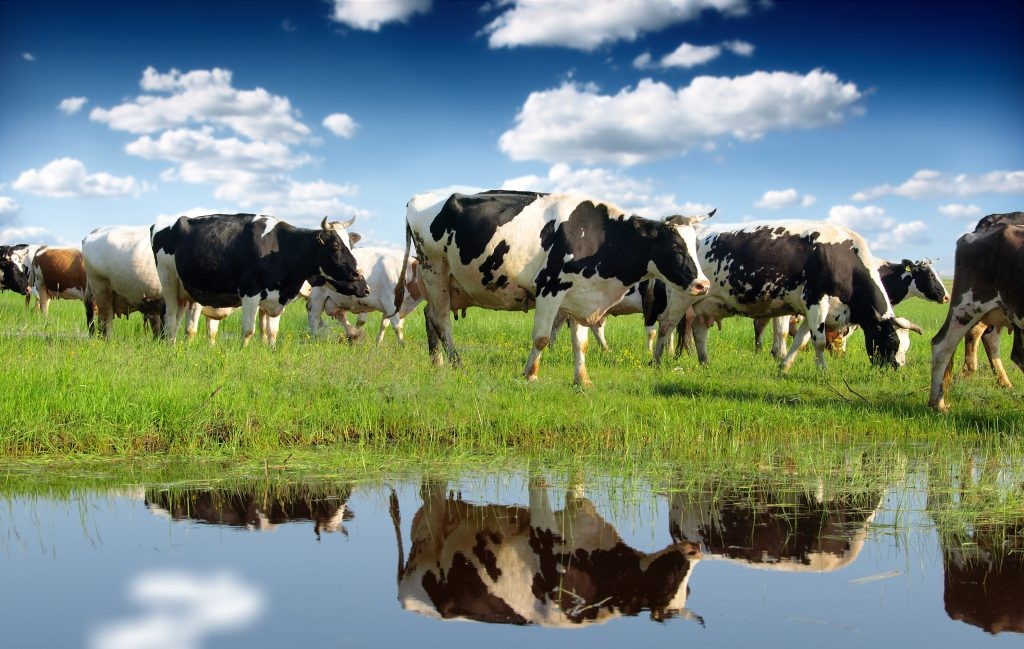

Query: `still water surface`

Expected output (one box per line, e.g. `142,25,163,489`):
1,471,1021,648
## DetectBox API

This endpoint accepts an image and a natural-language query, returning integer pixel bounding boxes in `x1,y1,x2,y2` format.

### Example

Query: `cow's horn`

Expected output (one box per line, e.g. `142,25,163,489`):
320,216,329,230
668,208,716,226
894,316,923,335
339,216,356,229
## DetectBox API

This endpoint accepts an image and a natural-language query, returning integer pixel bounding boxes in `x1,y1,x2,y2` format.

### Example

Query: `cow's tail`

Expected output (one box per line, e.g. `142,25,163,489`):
642,280,658,327
390,222,413,318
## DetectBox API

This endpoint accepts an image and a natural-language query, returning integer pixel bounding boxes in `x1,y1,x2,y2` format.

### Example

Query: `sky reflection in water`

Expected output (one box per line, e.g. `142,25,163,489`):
1,472,1021,648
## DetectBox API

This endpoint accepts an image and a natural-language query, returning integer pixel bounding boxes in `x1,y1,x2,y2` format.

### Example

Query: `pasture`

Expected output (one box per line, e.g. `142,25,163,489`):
0,284,1020,465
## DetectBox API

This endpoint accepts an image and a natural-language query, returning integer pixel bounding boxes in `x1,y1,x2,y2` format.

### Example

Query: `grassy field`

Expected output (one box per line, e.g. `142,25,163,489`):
0,288,1020,466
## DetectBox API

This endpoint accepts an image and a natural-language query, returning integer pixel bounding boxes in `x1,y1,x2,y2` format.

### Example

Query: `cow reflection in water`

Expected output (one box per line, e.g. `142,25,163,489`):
146,484,354,540
941,523,1024,635
394,480,701,626
669,484,881,571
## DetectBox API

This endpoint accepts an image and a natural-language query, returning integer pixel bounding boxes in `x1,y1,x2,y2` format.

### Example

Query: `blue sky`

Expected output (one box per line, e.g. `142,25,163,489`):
1,0,1022,274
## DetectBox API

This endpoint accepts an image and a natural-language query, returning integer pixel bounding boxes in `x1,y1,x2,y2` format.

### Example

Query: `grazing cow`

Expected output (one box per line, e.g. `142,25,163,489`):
151,214,368,346
669,482,881,573
0,244,34,297
308,247,426,344
752,257,948,361
145,484,355,540
653,221,921,370
928,221,1024,411
81,225,164,338
30,246,93,325
393,480,702,626
402,190,712,385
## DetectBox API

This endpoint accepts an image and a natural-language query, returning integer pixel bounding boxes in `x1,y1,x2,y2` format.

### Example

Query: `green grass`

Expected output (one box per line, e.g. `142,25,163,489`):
0,288,1020,465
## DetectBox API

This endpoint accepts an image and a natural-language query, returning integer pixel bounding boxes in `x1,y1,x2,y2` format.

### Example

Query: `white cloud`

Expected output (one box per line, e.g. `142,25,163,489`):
0,226,64,245
0,196,19,218
938,203,982,219
754,188,815,210
499,69,862,165
635,39,756,70
826,204,929,252
484,0,751,51
59,97,88,115
661,43,722,68
853,169,1024,201
259,180,369,226
22,52,35,62
89,571,264,649
13,158,150,198
501,163,713,218
322,113,358,138
871,220,930,252
90,67,311,143
329,0,431,31
722,39,755,56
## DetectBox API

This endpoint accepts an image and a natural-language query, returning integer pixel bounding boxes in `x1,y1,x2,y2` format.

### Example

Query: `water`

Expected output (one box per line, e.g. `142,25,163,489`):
1,471,1020,648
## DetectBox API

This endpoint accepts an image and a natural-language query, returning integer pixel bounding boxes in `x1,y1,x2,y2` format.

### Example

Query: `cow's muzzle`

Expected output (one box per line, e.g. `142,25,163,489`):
688,279,711,296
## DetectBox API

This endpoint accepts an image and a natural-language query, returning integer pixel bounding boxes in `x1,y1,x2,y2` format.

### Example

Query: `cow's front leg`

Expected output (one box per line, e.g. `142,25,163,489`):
570,319,593,387
780,317,813,372
184,302,202,340
770,316,789,360
263,313,281,346
240,296,260,347
803,297,832,370
206,317,221,344
930,316,979,412
653,291,692,364
524,299,560,382
692,315,711,365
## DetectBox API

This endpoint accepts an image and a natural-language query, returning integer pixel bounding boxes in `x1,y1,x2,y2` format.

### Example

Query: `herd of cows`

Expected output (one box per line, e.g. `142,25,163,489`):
0,190,1020,412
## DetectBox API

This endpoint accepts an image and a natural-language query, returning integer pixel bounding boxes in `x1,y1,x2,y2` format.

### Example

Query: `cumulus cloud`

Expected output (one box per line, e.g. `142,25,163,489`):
93,67,365,215
58,97,88,115
754,188,816,210
0,226,64,245
91,67,310,143
501,163,713,218
826,204,928,252
13,158,149,198
329,0,431,31
484,0,751,51
499,69,862,165
635,39,755,70
22,52,35,62
0,196,19,220
938,203,982,219
89,571,264,649
322,113,358,138
871,220,930,252
853,169,1024,201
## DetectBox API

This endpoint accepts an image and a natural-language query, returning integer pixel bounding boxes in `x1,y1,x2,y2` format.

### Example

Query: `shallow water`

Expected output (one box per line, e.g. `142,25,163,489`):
1,470,1021,648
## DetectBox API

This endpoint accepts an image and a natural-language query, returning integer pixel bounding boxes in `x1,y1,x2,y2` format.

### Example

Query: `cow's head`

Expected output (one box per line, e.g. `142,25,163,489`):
647,209,715,296
863,316,922,368
315,216,369,298
0,245,31,294
905,258,950,303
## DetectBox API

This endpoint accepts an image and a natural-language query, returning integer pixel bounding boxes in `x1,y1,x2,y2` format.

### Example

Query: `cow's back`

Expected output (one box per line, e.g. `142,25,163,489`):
954,223,1024,314
83,226,161,303
35,247,86,292
169,214,268,307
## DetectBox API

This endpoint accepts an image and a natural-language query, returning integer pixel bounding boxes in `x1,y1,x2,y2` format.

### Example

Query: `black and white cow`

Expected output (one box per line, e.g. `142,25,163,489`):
0,244,34,296
401,190,712,385
753,257,948,360
151,214,368,346
394,480,702,626
928,221,1024,411
653,221,921,370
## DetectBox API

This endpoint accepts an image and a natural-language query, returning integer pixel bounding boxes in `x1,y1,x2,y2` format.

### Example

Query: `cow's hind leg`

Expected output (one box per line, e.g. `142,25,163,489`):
591,319,610,353
240,296,260,347
184,303,202,341
570,319,593,387
264,313,281,347
780,317,813,372
979,326,1012,388
692,316,711,365
961,322,986,376
930,313,981,412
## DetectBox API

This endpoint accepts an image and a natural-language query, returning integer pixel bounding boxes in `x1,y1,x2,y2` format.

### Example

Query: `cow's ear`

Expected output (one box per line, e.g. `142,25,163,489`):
348,232,361,246
902,258,913,271
316,231,328,245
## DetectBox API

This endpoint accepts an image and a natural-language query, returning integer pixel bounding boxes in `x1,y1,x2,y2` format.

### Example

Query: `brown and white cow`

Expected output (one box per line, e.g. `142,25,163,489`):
30,246,93,326
929,221,1024,411
393,479,702,626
